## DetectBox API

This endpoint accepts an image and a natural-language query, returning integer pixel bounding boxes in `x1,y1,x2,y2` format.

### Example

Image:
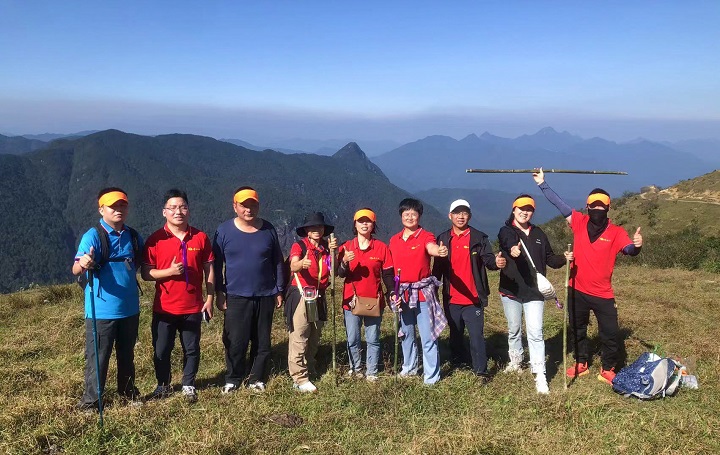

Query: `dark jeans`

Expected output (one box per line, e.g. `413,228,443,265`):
445,302,487,375
223,295,275,385
152,311,202,387
568,287,620,370
81,313,139,405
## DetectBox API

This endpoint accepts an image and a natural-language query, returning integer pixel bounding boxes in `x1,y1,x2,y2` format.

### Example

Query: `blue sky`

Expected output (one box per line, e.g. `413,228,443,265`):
1,1,718,143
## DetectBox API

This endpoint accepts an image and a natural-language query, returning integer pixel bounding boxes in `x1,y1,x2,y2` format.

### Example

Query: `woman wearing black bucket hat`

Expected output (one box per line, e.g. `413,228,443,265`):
285,212,337,392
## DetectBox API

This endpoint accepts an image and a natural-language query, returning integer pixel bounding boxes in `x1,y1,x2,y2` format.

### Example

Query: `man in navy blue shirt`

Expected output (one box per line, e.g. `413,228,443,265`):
213,187,285,393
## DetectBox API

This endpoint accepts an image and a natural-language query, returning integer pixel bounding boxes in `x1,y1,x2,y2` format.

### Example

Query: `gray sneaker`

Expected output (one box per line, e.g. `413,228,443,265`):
221,383,239,394
248,381,266,393
182,385,198,403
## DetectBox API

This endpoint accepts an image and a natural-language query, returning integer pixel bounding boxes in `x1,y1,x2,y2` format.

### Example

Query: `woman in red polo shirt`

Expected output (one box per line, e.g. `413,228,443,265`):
498,194,566,394
388,198,448,384
337,208,395,381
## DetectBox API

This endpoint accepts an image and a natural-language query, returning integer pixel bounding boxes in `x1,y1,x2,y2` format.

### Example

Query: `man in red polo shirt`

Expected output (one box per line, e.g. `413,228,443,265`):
533,169,643,384
433,199,506,379
142,189,215,402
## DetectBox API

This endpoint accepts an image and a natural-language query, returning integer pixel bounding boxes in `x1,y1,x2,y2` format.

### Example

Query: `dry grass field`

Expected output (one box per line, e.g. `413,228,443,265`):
1,265,718,454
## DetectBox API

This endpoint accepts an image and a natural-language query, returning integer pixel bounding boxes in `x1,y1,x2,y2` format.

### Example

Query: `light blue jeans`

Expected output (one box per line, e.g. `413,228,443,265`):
500,296,545,374
343,309,382,376
399,300,440,384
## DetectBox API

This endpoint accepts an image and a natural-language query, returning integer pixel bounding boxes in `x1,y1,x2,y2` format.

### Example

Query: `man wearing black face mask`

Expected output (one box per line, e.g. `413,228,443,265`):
532,168,643,385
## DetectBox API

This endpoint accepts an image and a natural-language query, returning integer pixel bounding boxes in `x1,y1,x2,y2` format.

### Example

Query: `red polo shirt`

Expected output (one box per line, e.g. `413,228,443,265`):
389,227,435,281
448,228,478,305
570,210,632,299
289,238,331,291
143,224,214,315
338,238,394,310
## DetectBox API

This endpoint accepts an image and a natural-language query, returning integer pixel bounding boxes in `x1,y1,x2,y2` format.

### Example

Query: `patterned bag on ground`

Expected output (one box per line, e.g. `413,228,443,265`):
612,352,683,399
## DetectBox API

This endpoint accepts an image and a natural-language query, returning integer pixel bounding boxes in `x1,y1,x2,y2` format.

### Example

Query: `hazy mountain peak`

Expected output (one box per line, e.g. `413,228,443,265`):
536,126,559,135
461,133,480,142
333,141,367,160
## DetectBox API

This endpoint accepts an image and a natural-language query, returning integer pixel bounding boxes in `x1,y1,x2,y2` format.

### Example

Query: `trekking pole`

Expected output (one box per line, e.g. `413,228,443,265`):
329,233,337,374
563,244,572,391
88,269,104,427
393,269,401,376
466,169,628,175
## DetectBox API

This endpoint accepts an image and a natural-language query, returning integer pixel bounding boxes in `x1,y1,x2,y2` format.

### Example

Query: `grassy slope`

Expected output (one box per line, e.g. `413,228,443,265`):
1,266,719,454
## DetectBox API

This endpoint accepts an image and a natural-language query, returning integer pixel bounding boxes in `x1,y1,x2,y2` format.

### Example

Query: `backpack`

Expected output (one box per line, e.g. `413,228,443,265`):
612,352,683,399
78,223,142,294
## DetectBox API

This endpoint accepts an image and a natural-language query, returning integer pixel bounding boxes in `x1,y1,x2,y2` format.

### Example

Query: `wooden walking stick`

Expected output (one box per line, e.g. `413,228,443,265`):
466,169,628,175
393,269,401,376
563,243,572,390
329,233,337,374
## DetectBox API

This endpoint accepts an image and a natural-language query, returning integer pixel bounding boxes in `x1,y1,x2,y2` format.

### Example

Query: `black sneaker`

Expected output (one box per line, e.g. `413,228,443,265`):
148,385,172,400
75,401,99,413
120,387,143,407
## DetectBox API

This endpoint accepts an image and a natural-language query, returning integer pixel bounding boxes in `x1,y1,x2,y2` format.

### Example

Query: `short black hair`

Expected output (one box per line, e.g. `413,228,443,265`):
398,198,423,216
352,207,377,235
98,187,126,199
163,188,188,205
234,185,255,194
588,188,610,198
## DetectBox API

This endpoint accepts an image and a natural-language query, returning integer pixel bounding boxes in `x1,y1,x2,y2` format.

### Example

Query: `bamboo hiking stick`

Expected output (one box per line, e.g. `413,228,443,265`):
329,233,337,374
393,269,401,376
88,269,104,427
563,243,572,391
466,169,628,175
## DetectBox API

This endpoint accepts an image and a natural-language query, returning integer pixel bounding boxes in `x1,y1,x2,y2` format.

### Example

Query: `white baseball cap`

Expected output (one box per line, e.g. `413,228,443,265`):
449,199,471,213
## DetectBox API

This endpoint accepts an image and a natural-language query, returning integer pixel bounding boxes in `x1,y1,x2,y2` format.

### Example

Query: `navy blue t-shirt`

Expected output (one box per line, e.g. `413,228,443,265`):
212,218,285,297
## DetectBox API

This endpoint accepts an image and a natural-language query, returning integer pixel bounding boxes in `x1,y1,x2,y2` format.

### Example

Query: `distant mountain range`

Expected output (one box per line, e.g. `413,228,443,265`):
0,131,443,293
220,138,401,157
371,127,719,197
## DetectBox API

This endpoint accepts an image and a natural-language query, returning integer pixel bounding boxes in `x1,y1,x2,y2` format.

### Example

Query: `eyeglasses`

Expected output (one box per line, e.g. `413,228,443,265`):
164,205,189,213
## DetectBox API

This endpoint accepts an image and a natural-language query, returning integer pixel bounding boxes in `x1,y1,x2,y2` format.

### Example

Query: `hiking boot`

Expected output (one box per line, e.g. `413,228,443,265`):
248,381,266,393
182,386,197,403
120,387,143,407
565,362,589,378
293,381,318,393
535,373,549,395
75,401,99,413
597,367,616,385
221,383,239,394
148,385,172,400
504,349,523,373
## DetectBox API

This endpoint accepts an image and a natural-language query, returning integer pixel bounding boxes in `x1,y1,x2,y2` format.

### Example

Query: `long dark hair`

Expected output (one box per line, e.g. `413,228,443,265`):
506,194,535,225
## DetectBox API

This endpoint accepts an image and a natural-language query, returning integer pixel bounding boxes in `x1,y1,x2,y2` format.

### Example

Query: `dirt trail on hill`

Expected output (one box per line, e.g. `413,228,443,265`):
639,187,720,205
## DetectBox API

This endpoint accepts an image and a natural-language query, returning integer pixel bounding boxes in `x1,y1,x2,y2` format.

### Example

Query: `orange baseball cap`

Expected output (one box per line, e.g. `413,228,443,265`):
513,196,535,210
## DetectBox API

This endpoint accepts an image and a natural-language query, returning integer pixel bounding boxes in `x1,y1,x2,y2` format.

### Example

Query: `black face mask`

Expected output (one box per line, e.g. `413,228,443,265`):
587,208,609,242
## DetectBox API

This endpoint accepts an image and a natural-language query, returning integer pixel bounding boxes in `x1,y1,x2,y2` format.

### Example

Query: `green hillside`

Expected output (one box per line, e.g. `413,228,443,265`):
0,131,445,292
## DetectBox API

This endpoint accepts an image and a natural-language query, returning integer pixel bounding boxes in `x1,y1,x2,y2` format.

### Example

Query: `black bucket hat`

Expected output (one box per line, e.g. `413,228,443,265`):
296,212,335,237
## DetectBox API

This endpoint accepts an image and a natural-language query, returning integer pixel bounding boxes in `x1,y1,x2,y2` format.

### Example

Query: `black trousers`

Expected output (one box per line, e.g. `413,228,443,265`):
152,311,202,387
445,302,487,375
223,295,275,385
568,287,620,370
81,314,139,405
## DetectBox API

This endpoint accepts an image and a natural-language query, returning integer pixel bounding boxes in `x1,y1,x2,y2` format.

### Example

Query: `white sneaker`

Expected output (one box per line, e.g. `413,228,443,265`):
182,385,197,402
221,383,239,394
535,374,549,395
504,350,523,373
345,369,364,379
293,381,317,393
248,381,266,393
366,375,379,383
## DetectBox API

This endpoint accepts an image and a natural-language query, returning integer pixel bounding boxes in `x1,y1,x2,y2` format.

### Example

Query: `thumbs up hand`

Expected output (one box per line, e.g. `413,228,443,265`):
79,246,97,270
169,256,184,276
343,250,356,264
510,241,522,258
633,226,643,248
495,251,507,269
437,241,448,257
301,251,313,270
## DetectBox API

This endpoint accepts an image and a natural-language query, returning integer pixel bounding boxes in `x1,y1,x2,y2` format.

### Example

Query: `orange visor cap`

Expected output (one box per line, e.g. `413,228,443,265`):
234,189,259,204
98,191,128,207
354,209,376,222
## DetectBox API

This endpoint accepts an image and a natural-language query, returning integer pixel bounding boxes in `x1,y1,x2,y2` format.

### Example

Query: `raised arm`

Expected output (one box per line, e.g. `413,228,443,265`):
533,168,572,223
